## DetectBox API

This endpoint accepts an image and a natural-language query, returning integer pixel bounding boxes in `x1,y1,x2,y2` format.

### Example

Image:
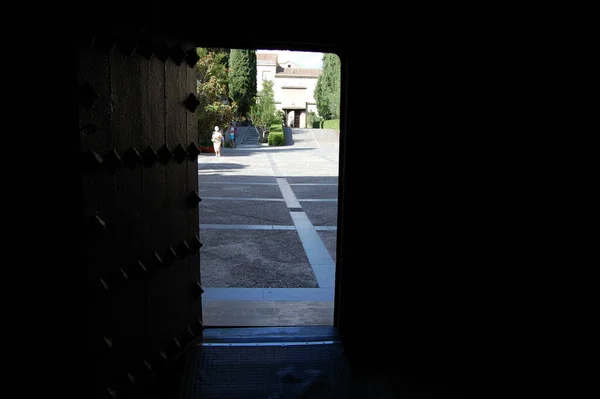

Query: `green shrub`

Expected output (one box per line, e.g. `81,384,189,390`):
306,111,323,128
269,123,283,133
199,137,212,147
268,132,284,146
323,119,340,130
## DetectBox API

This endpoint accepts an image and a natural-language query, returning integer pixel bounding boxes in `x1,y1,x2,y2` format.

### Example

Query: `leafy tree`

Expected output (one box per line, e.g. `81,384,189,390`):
314,69,329,119
249,80,278,130
228,49,257,119
195,48,237,145
314,53,341,120
275,109,285,124
306,111,322,128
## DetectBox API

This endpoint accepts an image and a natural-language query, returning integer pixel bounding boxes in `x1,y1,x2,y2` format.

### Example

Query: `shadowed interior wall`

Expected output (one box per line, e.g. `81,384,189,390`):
78,31,203,395
73,3,472,395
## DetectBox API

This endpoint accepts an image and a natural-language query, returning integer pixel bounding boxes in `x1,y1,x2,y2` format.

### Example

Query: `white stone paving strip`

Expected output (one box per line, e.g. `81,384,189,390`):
298,199,337,202
202,287,334,301
200,224,296,230
200,224,336,231
290,212,336,288
270,153,336,288
276,178,301,209
199,197,284,201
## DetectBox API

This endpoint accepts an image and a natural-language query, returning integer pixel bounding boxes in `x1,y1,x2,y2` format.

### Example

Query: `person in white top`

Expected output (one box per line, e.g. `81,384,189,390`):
211,126,224,157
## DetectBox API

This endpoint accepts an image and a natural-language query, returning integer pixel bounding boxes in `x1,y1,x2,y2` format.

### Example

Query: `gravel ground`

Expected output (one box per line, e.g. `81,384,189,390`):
199,229,319,288
198,127,339,289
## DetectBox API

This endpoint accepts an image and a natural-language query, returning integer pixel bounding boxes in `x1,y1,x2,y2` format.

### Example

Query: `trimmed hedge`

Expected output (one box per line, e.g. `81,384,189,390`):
268,131,284,146
322,119,339,130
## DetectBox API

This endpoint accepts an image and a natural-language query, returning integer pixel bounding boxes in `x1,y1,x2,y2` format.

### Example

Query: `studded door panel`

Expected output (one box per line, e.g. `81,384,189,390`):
78,29,203,398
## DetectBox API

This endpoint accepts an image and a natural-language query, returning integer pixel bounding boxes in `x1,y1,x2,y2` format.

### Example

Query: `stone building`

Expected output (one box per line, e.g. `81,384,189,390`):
256,53,322,128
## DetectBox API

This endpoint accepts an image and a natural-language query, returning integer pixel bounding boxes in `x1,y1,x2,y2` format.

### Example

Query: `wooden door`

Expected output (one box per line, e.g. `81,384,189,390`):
78,30,203,397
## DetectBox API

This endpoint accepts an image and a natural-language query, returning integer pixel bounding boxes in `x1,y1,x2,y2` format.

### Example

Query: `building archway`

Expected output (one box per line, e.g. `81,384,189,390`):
284,108,305,128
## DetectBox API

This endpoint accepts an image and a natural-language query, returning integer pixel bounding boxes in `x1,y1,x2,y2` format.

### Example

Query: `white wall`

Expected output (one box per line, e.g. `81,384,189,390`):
256,62,320,119
257,65,274,92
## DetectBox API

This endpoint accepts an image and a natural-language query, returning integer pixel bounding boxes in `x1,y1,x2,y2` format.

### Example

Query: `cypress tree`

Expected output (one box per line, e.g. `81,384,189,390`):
228,49,257,118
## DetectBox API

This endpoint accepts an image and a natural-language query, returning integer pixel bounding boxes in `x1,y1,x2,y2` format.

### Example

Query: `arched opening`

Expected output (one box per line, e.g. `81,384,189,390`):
196,48,341,328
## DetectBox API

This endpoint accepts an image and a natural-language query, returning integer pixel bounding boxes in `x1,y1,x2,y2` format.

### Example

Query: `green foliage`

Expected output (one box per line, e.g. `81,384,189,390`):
314,53,341,120
268,132,285,146
269,122,283,133
323,119,340,131
275,109,284,124
195,48,238,144
314,83,329,119
249,80,278,130
228,49,257,118
306,111,322,128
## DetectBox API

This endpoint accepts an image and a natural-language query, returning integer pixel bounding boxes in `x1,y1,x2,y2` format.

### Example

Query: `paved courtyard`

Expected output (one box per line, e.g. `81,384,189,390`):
197,127,340,326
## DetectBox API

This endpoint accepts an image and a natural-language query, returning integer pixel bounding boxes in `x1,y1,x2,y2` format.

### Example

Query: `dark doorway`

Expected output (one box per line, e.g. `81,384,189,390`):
294,112,301,128
74,13,470,397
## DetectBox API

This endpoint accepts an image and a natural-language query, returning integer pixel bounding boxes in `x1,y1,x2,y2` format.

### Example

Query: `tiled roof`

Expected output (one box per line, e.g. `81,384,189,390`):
278,60,300,68
256,53,278,64
257,52,322,75
277,68,322,77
